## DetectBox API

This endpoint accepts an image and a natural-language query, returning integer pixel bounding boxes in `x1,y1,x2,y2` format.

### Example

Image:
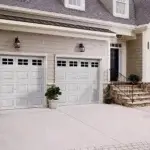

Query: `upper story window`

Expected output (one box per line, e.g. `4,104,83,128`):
113,0,129,19
64,0,85,11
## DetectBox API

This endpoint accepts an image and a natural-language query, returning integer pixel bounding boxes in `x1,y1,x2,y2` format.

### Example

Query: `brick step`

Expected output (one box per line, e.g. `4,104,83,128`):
125,100,150,107
122,95,150,101
118,91,150,96
117,85,139,88
111,85,139,88
112,88,143,92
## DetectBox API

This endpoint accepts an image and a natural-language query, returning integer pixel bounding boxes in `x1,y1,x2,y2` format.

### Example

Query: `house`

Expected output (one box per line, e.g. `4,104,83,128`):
0,0,149,109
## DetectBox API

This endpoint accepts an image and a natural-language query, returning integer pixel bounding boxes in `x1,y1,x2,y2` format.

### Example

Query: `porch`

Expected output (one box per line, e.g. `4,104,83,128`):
107,33,150,107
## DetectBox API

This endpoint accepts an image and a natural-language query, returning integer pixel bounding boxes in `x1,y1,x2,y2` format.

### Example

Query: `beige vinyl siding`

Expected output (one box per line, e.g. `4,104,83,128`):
0,30,109,84
127,34,143,78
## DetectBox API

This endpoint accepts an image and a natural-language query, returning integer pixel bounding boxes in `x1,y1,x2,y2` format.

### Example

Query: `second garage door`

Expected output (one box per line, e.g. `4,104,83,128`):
56,57,100,106
0,55,45,109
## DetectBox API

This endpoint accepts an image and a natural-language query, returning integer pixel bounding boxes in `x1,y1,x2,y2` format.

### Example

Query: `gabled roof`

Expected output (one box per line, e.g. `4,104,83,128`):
134,0,150,25
0,0,136,25
1,0,150,26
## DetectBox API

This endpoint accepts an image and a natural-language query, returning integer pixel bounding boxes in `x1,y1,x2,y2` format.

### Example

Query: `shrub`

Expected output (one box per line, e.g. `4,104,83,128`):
104,85,113,104
45,84,62,100
128,74,140,83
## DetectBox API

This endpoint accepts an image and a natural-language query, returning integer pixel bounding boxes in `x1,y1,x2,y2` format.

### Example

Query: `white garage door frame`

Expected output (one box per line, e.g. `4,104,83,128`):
54,54,103,104
0,51,48,109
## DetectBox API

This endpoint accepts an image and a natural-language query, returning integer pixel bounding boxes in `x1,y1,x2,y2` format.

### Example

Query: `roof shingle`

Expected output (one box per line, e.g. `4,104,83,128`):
0,0,136,25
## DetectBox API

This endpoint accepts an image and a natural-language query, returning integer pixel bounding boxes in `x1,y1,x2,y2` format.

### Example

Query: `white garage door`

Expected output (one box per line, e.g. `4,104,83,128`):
0,55,44,109
56,58,100,106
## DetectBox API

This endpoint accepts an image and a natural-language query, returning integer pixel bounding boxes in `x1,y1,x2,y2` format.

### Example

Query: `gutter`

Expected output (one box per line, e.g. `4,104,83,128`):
0,19,116,40
134,24,148,33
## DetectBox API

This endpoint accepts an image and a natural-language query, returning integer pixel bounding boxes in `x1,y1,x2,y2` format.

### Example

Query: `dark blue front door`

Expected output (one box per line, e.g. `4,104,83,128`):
110,48,119,81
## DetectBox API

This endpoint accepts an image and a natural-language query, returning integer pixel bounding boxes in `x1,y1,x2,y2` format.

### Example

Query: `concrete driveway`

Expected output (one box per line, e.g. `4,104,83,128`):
0,104,150,150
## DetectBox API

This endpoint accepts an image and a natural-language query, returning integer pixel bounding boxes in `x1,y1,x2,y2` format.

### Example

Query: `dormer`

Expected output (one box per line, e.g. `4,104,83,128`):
64,0,85,11
100,0,129,19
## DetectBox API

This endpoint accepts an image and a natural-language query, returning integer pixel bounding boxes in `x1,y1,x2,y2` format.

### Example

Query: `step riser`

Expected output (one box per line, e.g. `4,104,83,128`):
117,93,149,97
112,88,143,91
123,98,150,102
111,85,139,88
125,103,150,107
113,88,143,91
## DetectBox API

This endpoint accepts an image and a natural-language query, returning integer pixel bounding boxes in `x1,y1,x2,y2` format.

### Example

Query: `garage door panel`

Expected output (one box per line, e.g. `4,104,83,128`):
58,94,67,105
78,94,90,104
67,83,78,91
16,97,28,108
16,71,29,79
31,71,43,79
0,71,15,83
29,85,43,94
0,55,44,109
56,58,100,106
56,83,66,91
66,72,90,82
66,95,78,105
0,98,15,109
0,84,14,93
78,72,90,81
30,79,43,85
78,83,91,91
55,72,66,81
28,98,43,107
16,84,28,93
1,71,14,79
66,72,79,81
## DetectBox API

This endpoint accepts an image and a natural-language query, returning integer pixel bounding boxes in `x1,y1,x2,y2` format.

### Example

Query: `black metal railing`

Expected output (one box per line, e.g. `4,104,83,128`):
109,69,135,103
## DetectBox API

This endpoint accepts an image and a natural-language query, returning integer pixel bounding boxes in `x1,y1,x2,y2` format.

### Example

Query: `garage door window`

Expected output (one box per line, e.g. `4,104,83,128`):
2,58,13,65
57,61,66,67
91,62,99,68
69,61,78,67
18,59,28,65
81,62,88,67
32,60,42,66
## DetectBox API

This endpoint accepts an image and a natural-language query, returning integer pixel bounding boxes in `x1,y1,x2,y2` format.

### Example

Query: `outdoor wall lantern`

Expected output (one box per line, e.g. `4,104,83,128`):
116,34,122,39
79,43,85,52
14,37,21,49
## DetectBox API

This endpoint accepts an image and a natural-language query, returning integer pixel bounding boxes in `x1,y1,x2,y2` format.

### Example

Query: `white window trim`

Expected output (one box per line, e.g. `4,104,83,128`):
113,0,129,19
64,0,85,11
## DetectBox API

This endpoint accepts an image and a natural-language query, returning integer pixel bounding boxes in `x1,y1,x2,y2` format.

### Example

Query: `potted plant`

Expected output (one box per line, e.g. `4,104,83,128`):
128,74,140,84
45,84,62,109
